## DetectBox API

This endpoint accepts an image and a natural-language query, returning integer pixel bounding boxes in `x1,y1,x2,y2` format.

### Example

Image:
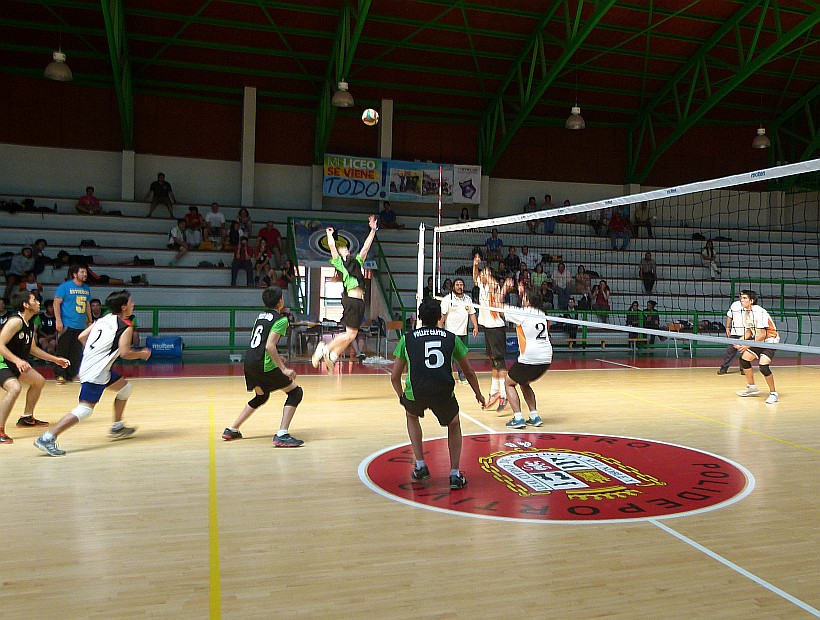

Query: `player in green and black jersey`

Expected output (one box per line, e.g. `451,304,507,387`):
391,298,485,490
222,286,305,447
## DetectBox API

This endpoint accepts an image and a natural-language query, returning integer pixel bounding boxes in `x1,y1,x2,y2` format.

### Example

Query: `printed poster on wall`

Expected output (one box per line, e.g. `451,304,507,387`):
323,154,480,204
291,218,372,267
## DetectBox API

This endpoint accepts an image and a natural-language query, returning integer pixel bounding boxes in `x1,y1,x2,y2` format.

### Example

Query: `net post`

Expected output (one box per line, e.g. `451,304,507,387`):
416,222,425,329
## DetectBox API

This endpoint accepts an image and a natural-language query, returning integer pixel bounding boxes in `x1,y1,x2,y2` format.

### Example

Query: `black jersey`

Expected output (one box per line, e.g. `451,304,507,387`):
393,327,468,400
245,309,288,374
0,314,34,368
35,312,57,335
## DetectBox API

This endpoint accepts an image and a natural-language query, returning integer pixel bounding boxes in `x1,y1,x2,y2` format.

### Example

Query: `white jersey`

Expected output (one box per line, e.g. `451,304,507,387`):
505,307,553,364
726,300,746,336
78,314,129,384
476,281,505,328
440,292,475,336
745,305,780,343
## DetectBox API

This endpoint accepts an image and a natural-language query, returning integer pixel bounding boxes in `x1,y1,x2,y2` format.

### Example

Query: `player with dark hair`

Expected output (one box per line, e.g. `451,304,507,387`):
312,215,378,374
35,290,151,455
53,263,91,384
735,290,780,404
472,253,508,410
223,286,305,446
0,291,70,444
502,291,552,429
391,298,485,490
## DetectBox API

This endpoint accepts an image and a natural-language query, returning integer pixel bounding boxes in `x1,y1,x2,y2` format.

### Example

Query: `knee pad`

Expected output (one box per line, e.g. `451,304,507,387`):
759,364,772,377
285,386,303,408
491,357,506,371
71,404,93,421
115,382,133,401
248,393,270,409
739,358,752,370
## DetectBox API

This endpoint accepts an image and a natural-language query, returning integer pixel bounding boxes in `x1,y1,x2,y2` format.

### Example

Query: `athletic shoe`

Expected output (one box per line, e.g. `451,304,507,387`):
222,428,242,441
356,352,367,361
484,392,500,409
109,425,137,440
16,416,49,427
0,433,13,445
323,349,334,374
496,398,507,412
34,436,65,456
526,415,543,427
717,368,729,375
273,433,304,447
310,342,325,368
55,377,66,385
765,393,780,404
449,472,468,490
505,417,526,429
411,465,430,481
737,386,761,397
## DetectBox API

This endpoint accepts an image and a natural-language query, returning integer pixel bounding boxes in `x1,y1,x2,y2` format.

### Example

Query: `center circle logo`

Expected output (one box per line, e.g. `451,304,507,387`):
359,433,754,523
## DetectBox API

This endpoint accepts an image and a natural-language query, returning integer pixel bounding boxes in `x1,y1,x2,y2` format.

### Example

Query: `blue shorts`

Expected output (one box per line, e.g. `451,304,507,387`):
78,370,122,404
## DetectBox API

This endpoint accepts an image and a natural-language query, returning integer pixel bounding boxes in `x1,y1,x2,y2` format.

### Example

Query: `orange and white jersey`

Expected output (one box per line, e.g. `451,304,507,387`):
476,281,505,328
505,307,553,364
745,305,780,343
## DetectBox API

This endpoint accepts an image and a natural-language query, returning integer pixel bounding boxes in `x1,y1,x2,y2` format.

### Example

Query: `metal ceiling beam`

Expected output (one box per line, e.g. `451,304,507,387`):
100,0,134,150
478,0,618,173
771,84,820,162
627,1,820,183
313,0,372,164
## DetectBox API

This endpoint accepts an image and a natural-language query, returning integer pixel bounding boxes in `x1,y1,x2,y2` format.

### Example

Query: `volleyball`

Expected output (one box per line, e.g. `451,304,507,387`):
362,108,379,126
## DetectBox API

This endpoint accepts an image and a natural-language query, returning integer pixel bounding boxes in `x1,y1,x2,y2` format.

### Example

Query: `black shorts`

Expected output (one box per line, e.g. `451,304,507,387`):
749,346,776,361
482,326,507,369
341,295,365,330
244,366,291,393
400,393,460,426
89,274,110,285
0,365,21,384
508,361,551,385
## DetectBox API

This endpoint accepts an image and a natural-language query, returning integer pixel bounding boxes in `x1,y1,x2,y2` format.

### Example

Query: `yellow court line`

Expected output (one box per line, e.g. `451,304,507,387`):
209,401,222,619
622,392,819,454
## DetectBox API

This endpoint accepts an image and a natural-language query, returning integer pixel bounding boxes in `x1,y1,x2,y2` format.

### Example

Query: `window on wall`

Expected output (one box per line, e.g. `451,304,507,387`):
320,266,343,321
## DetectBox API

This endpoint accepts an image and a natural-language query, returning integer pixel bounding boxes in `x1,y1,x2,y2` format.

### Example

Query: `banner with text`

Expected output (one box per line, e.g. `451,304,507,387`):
323,155,480,204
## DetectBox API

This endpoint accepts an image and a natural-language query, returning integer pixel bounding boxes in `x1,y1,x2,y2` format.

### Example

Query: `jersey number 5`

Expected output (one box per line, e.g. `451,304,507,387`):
424,340,444,369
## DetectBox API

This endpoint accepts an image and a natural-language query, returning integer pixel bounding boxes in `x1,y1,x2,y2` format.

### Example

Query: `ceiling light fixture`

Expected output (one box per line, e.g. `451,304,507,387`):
331,80,354,107
44,49,73,81
752,127,770,149
565,104,585,130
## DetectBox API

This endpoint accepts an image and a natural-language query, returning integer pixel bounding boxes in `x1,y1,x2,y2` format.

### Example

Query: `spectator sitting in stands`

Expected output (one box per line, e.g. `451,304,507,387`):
538,281,554,310
608,211,631,250
231,237,255,286
76,186,102,215
145,172,176,218
557,199,578,223
257,221,284,268
639,251,657,293
168,218,189,266
701,240,721,279
524,196,541,233
225,220,242,252
592,279,611,322
0,299,12,326
236,207,253,239
625,300,640,327
32,239,51,275
34,299,58,355
574,265,592,297
3,246,35,300
563,297,579,346
441,278,453,296
204,202,227,250
379,201,404,229
503,247,521,274
184,206,204,249
254,238,273,285
18,271,44,301
274,259,297,290
90,298,105,322
458,207,471,223
552,261,572,309
541,194,557,235
86,267,126,287
485,228,503,262
635,201,654,238
517,265,530,289
422,276,435,299
531,263,549,289
520,245,539,271
644,299,664,344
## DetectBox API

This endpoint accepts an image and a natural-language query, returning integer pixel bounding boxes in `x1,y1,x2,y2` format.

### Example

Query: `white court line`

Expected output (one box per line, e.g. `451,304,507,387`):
650,519,820,617
594,358,639,369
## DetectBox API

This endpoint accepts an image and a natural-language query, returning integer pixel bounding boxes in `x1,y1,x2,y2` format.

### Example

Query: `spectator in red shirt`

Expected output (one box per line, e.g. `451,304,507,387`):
608,211,631,251
76,186,101,215
231,237,255,286
184,206,205,248
256,221,284,267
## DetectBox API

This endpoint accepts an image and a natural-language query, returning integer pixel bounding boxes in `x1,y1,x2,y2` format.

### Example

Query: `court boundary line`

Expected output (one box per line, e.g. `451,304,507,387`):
208,401,222,619
595,359,639,369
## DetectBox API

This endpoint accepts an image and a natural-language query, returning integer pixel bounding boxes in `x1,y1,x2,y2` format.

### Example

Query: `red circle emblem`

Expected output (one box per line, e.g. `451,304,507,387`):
360,433,753,523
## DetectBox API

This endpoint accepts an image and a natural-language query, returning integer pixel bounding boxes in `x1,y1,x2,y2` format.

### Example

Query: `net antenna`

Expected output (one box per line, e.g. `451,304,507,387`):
431,159,820,355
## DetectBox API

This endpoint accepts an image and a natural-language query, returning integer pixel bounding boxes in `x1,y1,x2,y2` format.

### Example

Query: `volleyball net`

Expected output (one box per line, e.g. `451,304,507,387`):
430,160,820,355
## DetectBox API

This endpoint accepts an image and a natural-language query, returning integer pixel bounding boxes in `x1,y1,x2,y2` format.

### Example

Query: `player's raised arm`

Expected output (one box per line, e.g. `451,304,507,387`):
359,215,378,261
326,227,339,260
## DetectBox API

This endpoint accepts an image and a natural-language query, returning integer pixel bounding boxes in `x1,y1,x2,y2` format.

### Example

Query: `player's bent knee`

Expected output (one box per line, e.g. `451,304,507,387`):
115,382,133,401
759,364,772,377
492,358,506,371
739,358,752,370
248,393,270,409
284,385,303,408
71,404,94,421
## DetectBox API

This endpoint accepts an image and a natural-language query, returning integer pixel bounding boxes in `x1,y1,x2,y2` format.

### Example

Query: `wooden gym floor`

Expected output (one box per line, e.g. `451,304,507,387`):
1,356,818,619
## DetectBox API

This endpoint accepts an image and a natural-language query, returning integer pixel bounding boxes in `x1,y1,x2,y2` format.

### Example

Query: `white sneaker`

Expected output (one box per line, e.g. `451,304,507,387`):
323,349,334,375
310,342,325,368
765,393,779,404
737,386,761,397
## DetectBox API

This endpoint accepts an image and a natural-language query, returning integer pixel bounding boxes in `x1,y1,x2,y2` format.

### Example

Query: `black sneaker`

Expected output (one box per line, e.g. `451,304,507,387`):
273,433,304,447
411,465,430,480
222,428,242,441
449,472,468,490
17,415,49,427
717,368,729,375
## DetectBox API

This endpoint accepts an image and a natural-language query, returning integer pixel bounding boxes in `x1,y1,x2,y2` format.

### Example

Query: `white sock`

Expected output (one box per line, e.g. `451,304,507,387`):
490,377,499,394
276,429,289,437
416,460,426,469
450,469,460,476
112,422,124,431
329,351,338,362
41,432,55,441
513,412,525,421
499,378,506,396
529,410,539,419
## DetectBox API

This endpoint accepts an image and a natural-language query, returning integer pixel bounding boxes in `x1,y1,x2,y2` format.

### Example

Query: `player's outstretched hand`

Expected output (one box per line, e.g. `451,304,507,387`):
140,348,152,361
368,214,378,230
476,393,486,408
54,357,70,369
283,368,296,380
326,227,334,235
